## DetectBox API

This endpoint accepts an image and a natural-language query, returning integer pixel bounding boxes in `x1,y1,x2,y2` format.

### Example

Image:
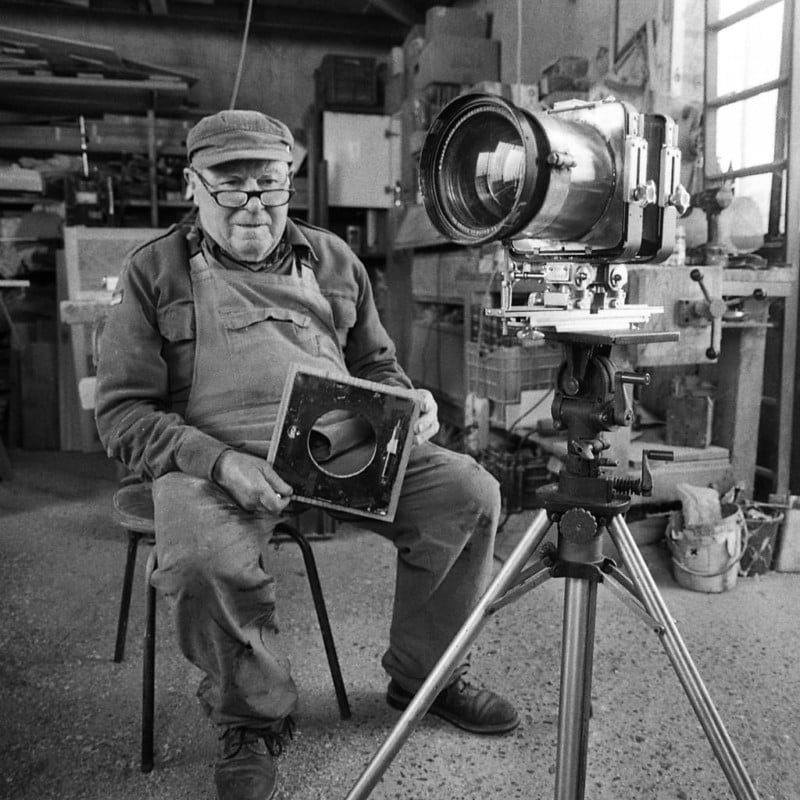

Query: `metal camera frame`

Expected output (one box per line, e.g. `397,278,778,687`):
419,92,690,335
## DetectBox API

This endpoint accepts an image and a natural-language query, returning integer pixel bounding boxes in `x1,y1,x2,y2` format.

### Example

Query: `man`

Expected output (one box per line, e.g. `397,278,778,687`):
95,109,518,800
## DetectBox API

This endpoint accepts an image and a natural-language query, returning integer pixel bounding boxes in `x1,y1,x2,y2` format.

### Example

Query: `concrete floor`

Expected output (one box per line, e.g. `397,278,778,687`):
1,450,798,800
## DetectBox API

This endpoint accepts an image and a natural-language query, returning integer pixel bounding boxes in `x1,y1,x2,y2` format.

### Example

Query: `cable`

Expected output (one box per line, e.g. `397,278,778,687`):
229,0,255,110
507,386,553,434
515,0,522,86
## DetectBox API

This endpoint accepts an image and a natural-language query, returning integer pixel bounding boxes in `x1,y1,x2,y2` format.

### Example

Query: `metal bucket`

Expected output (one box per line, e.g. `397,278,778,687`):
667,503,744,593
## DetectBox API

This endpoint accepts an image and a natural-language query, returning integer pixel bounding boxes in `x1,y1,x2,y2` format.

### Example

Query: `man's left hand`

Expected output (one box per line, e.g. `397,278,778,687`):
413,389,440,445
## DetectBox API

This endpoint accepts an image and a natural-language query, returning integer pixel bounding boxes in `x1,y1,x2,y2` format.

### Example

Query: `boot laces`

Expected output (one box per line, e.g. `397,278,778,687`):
220,715,295,758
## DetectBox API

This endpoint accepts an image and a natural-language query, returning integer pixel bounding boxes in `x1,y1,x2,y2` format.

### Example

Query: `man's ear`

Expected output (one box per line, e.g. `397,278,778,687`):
183,167,198,205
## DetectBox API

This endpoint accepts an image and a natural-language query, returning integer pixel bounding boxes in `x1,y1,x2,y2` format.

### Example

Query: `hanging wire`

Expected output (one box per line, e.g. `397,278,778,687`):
515,0,523,86
229,0,255,109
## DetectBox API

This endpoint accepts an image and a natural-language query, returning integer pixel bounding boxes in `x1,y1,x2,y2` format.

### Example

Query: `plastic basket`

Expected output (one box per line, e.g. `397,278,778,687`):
477,447,549,512
465,341,561,403
316,55,378,109
739,508,784,576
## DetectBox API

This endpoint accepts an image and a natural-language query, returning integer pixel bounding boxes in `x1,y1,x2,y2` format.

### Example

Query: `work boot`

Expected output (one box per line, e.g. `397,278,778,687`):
214,717,294,800
387,674,520,735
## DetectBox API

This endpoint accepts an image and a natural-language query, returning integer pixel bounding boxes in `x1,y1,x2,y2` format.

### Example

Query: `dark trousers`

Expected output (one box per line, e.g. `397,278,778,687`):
151,441,501,728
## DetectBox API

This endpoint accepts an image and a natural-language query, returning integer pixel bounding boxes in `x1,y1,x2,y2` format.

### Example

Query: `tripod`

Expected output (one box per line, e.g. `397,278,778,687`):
345,332,760,800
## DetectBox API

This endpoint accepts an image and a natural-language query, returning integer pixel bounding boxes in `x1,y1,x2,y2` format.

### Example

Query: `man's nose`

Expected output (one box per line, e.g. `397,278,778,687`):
244,193,268,212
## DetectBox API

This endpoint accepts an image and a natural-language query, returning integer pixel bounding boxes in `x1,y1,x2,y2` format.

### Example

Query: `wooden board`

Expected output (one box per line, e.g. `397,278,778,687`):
60,226,165,452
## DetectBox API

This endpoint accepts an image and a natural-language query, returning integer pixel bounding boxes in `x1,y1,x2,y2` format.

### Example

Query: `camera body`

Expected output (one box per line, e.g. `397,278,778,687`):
419,93,689,332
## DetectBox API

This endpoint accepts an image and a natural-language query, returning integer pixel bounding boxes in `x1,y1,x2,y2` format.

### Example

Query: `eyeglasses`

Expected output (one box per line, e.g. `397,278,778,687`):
189,166,295,209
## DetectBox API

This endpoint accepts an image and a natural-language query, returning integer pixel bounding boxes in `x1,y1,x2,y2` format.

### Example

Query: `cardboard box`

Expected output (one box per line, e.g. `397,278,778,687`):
412,36,500,91
425,5,487,38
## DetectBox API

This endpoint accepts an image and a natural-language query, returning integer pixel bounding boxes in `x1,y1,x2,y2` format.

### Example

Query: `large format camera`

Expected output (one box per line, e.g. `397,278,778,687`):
419,92,690,332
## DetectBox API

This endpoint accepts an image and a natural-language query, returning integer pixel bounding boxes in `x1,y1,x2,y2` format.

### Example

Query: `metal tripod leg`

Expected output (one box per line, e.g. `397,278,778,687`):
608,515,760,800
555,576,597,800
344,508,552,800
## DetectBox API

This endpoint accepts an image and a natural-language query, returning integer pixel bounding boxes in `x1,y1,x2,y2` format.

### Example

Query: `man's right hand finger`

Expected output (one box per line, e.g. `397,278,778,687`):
213,450,293,511
258,486,293,514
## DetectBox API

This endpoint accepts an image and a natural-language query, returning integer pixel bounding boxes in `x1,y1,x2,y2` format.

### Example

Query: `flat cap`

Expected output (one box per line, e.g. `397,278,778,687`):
186,109,293,168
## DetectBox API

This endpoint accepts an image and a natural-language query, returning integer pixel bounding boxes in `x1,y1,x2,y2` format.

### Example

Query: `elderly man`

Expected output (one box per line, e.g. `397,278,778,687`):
95,109,518,800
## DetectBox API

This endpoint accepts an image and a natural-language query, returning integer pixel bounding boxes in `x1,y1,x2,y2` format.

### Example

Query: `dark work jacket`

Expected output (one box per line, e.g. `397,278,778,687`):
94,217,412,480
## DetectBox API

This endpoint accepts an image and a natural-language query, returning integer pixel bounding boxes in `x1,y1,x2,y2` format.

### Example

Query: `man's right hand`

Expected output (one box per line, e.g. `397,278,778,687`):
212,450,294,514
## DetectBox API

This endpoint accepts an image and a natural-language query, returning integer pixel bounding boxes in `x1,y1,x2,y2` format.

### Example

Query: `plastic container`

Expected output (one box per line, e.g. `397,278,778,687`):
739,507,784,576
667,502,744,593
465,341,561,402
316,55,378,109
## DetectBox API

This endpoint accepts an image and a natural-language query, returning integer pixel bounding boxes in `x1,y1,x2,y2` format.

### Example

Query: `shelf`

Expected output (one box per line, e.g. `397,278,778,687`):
0,194,44,206
124,199,191,208
0,117,191,157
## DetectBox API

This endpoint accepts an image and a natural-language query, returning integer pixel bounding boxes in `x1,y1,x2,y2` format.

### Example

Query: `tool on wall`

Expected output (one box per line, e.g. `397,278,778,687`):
66,115,115,226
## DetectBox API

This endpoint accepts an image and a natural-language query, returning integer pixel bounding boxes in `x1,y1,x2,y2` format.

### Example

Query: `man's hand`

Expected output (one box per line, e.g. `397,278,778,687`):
212,450,294,513
413,389,440,445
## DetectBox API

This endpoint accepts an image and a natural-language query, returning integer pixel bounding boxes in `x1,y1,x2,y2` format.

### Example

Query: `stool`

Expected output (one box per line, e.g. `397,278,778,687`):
111,482,351,773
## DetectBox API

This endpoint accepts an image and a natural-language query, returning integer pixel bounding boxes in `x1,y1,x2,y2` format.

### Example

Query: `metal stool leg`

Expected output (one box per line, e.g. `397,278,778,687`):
141,548,158,773
276,523,351,720
114,530,142,663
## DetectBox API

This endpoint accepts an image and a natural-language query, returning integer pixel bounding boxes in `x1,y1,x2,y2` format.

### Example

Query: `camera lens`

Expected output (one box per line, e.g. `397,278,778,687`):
440,110,525,230
420,94,544,244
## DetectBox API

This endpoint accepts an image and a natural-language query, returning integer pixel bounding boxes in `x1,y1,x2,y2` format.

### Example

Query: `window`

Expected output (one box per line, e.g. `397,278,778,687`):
705,0,791,254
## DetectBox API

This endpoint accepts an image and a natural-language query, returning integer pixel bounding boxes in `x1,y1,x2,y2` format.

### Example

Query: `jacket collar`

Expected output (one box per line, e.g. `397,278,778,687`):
189,216,317,271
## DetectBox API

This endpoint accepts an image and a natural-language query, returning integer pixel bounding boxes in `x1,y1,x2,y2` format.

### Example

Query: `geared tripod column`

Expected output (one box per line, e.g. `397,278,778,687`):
345,332,760,800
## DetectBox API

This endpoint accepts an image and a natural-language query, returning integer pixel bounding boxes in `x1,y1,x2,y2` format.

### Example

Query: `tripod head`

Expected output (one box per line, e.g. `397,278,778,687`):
537,330,676,521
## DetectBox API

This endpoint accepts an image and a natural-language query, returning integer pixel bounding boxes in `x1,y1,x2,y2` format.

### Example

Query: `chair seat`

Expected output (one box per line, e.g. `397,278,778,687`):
113,482,155,536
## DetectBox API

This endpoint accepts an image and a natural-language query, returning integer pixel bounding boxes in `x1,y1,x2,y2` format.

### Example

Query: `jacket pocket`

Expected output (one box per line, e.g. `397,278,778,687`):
219,306,311,331
218,305,319,359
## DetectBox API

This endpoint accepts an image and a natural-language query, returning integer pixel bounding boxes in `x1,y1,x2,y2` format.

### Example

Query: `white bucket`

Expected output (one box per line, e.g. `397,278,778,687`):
667,503,744,593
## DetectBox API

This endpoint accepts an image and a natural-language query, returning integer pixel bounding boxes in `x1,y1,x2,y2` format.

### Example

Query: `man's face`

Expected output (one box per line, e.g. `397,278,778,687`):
185,158,291,263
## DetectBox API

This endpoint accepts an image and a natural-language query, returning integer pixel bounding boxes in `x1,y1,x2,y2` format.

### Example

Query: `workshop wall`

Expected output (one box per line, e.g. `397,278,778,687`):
473,0,703,116
479,0,619,83
0,7,384,130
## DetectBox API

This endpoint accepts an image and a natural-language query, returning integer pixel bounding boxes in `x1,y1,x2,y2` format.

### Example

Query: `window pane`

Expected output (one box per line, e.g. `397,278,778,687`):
713,90,778,172
716,2,783,95
732,173,780,240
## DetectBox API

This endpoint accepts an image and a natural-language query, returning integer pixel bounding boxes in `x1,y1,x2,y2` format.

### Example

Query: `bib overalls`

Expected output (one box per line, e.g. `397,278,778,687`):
149,245,501,728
